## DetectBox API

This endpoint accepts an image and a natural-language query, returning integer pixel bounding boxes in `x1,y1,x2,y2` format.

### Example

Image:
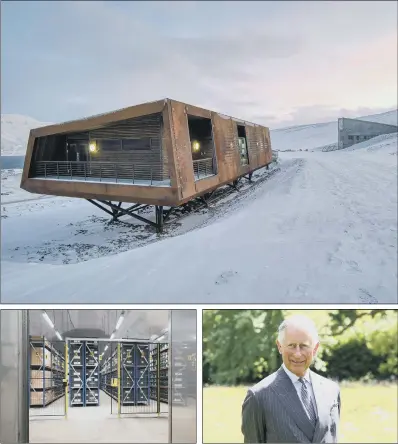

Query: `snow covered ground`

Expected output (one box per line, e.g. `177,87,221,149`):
1,134,396,303
1,169,50,204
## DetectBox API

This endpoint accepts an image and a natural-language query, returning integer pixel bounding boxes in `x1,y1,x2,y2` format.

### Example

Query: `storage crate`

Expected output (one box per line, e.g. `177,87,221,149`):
121,389,135,403
136,389,149,403
30,389,54,406
30,348,52,368
86,391,99,404
30,370,52,389
136,368,149,387
70,388,84,405
122,345,135,365
86,374,99,388
136,345,149,366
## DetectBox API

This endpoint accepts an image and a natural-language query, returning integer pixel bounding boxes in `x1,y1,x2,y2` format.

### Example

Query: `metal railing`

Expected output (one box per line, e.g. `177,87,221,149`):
32,161,170,185
192,158,215,181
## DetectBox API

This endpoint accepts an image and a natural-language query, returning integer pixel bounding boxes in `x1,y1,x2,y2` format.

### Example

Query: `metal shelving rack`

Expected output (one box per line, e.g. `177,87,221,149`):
29,336,65,408
85,341,100,406
171,342,196,406
68,340,100,407
68,340,84,407
135,343,150,405
121,343,135,405
100,350,117,400
150,343,168,404
100,342,150,406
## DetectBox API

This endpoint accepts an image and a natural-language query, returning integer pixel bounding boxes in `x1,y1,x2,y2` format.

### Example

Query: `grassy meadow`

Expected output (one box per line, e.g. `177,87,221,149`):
203,383,398,443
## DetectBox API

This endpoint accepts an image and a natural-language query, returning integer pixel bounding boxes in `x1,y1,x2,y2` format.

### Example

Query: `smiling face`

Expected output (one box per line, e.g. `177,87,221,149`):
276,325,319,377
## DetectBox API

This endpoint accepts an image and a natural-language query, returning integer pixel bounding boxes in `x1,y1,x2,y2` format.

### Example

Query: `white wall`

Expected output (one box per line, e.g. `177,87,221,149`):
0,310,29,443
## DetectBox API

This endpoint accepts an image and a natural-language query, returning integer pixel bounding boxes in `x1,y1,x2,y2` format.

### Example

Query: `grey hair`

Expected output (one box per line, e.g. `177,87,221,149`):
277,315,319,345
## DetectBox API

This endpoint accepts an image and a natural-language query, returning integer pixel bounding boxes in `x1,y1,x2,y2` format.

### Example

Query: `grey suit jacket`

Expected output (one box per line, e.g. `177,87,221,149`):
241,366,341,443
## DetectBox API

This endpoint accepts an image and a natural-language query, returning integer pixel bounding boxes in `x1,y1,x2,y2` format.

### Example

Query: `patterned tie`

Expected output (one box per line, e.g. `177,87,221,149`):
298,378,317,426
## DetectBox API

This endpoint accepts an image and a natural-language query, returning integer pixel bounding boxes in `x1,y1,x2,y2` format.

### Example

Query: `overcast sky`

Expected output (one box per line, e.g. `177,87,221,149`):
1,1,397,128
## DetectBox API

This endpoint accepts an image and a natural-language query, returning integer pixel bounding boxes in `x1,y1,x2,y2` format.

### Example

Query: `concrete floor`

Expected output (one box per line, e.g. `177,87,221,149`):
29,391,168,443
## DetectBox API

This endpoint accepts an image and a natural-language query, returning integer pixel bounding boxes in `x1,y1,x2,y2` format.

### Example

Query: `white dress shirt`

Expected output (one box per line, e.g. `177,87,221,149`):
282,363,318,419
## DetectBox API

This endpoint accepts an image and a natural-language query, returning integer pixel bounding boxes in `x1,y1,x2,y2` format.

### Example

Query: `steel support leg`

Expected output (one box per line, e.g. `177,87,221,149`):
228,180,240,191
200,196,209,208
86,199,114,217
156,206,164,233
163,207,174,222
101,201,158,229
112,202,122,221
87,199,158,229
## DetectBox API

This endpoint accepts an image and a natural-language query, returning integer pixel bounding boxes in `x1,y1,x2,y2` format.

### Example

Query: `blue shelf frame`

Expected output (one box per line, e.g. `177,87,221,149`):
135,343,150,405
68,340,100,407
85,341,100,406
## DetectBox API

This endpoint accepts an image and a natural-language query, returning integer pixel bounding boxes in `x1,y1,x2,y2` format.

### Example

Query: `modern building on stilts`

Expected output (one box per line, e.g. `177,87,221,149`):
21,99,273,232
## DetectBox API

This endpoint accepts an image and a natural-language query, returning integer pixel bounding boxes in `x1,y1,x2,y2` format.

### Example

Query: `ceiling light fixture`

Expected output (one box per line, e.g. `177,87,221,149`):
89,141,97,153
115,312,125,331
42,311,55,329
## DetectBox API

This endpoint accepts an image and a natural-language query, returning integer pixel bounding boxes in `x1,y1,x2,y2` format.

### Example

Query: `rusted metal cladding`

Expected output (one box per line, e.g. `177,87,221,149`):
212,114,239,182
21,178,179,206
264,127,273,164
161,105,179,190
22,134,36,184
31,100,166,138
256,125,267,166
169,101,196,199
246,124,259,169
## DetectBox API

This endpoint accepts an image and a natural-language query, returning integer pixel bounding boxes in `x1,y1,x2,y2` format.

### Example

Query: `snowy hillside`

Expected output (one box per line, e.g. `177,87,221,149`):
360,109,398,126
1,114,52,156
345,132,397,154
271,109,398,152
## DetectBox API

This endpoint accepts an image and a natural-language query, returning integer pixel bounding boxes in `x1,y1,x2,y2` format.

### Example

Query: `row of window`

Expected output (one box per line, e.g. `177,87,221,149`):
347,134,376,142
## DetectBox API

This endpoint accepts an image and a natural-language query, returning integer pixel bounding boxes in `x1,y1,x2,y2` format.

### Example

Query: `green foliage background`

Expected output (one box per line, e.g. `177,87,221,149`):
203,309,398,385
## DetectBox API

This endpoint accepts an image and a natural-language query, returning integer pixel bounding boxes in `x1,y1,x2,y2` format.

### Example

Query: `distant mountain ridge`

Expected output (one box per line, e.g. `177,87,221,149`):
1,114,53,156
1,108,397,155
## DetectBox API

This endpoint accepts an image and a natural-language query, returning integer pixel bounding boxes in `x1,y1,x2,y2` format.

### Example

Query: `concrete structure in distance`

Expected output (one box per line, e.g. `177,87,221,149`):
338,117,398,149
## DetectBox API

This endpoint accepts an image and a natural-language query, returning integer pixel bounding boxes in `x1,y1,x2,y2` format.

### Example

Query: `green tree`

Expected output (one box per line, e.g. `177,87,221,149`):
324,309,397,380
203,310,284,385
328,310,390,336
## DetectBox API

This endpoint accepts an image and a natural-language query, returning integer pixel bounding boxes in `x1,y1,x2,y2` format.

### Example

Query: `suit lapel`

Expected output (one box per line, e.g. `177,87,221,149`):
310,371,329,443
270,367,315,442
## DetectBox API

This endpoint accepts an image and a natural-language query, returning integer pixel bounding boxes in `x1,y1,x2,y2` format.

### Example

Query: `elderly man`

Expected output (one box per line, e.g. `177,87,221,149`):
241,315,341,443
